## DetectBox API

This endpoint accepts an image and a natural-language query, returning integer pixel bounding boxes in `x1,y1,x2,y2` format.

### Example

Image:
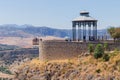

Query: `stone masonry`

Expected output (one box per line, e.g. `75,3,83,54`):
39,40,120,61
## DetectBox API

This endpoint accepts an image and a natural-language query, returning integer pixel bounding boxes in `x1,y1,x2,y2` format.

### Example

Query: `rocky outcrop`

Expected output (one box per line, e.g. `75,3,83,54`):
0,48,39,66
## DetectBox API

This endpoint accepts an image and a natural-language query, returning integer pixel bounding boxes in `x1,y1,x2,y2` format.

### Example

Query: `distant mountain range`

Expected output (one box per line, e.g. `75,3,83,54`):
0,24,109,38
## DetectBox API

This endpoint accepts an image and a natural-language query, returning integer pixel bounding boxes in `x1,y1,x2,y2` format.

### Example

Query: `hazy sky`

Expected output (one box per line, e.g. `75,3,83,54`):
0,0,120,29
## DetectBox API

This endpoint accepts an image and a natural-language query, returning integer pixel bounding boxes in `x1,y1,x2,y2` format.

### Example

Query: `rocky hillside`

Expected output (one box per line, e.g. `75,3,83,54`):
0,48,39,66
0,24,108,38
14,50,120,80
0,24,71,38
0,48,39,79
0,44,19,51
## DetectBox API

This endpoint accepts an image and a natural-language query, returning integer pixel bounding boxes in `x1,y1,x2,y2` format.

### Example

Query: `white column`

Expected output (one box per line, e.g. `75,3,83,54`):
83,22,86,41
93,22,96,40
78,22,81,41
72,22,76,41
88,22,91,41
95,21,97,40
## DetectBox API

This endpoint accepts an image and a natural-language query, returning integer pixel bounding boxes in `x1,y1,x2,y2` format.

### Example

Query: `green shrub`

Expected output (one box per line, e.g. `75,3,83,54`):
94,44,104,59
88,44,94,53
103,54,110,61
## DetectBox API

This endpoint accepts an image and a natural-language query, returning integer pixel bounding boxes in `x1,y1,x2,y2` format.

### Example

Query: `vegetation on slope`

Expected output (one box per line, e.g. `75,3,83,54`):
94,44,104,59
0,66,12,75
0,44,19,51
14,49,120,80
0,48,38,67
108,27,120,41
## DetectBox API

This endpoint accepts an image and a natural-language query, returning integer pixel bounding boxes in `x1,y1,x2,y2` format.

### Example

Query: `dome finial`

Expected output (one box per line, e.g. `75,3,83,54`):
80,11,89,16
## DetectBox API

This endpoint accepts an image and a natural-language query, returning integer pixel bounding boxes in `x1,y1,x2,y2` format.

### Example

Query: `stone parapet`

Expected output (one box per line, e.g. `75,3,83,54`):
39,40,120,61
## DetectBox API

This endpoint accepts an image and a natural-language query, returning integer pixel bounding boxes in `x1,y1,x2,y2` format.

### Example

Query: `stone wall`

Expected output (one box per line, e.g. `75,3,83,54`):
39,40,120,61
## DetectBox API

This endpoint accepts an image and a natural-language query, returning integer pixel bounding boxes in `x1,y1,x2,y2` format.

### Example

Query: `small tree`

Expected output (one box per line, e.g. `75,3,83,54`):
88,44,94,53
108,27,120,42
94,44,104,59
103,54,110,61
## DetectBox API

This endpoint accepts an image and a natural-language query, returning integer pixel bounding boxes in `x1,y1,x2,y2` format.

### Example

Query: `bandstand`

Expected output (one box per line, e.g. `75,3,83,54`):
72,11,97,41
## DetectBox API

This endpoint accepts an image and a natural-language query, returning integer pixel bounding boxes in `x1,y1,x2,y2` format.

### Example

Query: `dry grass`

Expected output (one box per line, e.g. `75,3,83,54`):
0,37,33,48
15,51,120,79
0,36,64,48
19,54,111,69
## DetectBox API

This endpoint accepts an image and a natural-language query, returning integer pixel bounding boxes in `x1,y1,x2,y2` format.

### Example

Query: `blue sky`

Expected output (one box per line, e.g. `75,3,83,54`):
0,0,120,29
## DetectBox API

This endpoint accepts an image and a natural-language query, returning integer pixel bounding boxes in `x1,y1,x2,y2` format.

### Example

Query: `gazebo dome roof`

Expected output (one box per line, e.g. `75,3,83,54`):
80,11,89,14
73,11,97,22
